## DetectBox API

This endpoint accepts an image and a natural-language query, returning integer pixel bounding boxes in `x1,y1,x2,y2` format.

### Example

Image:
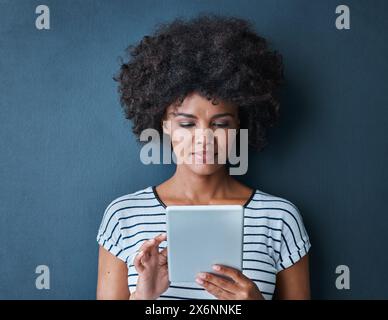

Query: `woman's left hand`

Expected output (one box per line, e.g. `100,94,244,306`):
195,264,265,300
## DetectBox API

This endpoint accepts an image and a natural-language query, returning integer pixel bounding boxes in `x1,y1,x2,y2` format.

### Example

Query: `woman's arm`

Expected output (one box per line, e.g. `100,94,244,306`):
273,254,311,299
97,245,131,300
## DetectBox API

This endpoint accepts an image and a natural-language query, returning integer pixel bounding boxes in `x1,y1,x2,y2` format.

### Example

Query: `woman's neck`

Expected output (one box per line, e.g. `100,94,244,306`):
163,165,241,203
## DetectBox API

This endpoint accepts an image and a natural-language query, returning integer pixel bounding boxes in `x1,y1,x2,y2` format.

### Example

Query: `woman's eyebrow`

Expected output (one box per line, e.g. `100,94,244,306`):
170,112,235,119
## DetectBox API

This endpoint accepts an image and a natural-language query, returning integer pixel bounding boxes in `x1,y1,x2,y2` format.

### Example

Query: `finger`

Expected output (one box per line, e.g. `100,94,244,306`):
139,234,167,256
138,239,152,254
137,235,166,267
154,232,167,243
140,250,152,264
212,265,247,284
139,238,158,257
133,250,145,273
136,243,156,268
196,272,236,295
160,246,168,258
197,279,235,300
159,247,168,266
150,233,167,255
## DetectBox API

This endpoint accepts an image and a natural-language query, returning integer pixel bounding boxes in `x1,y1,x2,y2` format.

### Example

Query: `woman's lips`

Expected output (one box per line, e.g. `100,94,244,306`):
191,151,218,162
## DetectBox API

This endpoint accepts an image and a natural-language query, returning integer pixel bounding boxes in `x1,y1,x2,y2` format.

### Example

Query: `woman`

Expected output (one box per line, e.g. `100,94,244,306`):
96,14,311,300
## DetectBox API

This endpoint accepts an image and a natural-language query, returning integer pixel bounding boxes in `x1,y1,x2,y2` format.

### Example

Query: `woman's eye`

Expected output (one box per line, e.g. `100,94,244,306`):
213,122,229,128
179,123,195,128
178,122,230,128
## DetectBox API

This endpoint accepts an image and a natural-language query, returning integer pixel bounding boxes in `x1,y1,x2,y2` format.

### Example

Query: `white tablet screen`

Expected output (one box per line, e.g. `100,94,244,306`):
166,205,244,282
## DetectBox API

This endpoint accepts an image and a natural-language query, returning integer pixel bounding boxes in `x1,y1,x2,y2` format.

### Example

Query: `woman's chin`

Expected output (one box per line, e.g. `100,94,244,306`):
185,162,224,175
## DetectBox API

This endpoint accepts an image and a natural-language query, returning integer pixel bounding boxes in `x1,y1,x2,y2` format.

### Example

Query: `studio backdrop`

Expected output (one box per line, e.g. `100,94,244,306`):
0,0,387,299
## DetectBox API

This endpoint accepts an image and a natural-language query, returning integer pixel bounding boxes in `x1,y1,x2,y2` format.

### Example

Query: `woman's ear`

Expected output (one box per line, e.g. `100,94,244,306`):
162,118,171,136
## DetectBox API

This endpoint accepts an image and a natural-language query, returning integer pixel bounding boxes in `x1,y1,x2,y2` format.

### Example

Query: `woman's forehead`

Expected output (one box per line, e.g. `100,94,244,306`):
167,93,237,117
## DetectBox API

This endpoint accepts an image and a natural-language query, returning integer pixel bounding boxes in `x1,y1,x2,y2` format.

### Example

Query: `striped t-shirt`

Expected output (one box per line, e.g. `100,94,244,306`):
96,185,311,300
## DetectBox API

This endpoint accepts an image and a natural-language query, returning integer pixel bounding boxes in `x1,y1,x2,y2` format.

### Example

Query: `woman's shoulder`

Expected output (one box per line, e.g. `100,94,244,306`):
249,189,311,269
102,185,155,216
248,188,306,223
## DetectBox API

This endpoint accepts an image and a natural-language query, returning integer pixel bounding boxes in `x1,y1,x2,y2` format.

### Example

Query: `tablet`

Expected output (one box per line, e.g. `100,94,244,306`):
166,205,244,283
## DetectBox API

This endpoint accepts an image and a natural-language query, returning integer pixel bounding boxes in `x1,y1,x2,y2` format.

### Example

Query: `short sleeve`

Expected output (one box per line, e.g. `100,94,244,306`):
275,202,311,272
96,200,127,263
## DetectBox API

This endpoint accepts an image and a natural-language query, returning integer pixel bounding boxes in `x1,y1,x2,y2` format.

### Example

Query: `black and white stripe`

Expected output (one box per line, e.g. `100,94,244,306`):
97,186,311,300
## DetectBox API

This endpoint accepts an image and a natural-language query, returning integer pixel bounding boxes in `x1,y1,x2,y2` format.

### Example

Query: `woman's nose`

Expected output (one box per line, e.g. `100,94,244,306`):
193,127,216,147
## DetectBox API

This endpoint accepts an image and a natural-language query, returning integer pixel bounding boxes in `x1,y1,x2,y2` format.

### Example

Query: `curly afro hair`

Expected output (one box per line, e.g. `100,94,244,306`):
113,13,284,151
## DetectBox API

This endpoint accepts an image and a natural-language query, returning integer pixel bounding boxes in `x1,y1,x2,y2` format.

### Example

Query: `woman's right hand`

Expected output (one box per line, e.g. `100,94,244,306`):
130,233,169,300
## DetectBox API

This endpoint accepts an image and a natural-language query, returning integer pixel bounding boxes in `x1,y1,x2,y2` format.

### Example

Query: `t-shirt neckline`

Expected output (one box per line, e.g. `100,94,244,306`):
151,185,256,209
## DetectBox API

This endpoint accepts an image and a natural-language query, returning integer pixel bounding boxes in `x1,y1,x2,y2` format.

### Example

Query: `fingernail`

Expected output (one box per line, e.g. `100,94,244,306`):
195,278,204,285
212,265,221,271
198,272,206,279
138,250,143,256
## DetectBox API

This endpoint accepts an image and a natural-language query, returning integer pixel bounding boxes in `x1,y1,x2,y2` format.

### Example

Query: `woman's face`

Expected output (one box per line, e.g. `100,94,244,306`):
162,92,240,175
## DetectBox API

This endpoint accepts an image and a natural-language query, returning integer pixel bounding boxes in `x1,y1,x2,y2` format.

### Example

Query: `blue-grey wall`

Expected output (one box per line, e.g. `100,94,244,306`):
0,0,387,299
